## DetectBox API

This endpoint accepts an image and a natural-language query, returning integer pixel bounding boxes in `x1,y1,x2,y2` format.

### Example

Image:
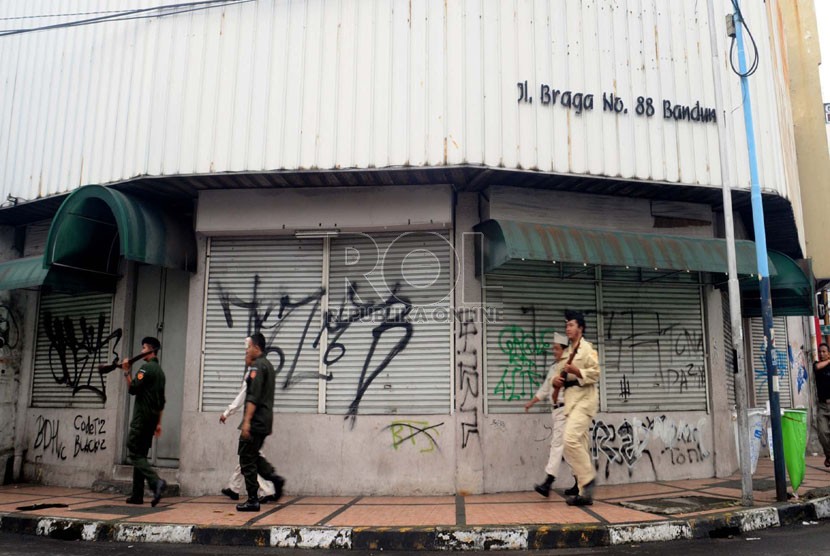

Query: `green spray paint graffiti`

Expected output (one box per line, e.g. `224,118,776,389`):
494,325,555,401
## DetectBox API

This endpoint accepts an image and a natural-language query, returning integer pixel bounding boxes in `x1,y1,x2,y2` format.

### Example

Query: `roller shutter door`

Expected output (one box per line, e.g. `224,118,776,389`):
325,232,452,415
31,293,115,408
485,261,598,414
749,316,792,409
202,238,324,413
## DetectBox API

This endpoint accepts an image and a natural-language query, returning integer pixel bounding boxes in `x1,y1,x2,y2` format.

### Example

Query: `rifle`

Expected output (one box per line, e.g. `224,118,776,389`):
97,349,158,374
552,338,581,404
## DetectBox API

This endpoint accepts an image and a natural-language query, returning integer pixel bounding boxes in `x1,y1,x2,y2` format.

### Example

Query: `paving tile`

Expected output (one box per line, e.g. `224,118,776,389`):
0,493,51,505
26,508,126,521
295,496,355,505
465,502,598,526
326,504,456,527
257,504,343,526
126,503,255,526
356,496,455,505
6,486,90,496
465,492,548,504
0,496,106,514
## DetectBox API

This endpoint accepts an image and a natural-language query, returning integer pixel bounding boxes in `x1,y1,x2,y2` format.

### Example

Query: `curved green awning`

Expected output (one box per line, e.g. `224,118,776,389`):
45,185,196,273
473,219,775,276
740,251,814,316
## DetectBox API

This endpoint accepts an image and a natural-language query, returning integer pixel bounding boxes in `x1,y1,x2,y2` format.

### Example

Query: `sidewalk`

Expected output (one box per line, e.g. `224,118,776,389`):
1,457,829,550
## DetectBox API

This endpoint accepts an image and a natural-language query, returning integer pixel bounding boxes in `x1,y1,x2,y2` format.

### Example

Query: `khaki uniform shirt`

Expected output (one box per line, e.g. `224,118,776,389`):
557,339,600,416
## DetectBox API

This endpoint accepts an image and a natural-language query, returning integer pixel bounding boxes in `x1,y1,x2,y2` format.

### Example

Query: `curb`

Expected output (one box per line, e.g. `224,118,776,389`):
1,497,828,549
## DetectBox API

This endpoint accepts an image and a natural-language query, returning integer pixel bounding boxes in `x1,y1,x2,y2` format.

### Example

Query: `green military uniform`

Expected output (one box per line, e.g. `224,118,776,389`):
237,353,276,500
127,357,166,501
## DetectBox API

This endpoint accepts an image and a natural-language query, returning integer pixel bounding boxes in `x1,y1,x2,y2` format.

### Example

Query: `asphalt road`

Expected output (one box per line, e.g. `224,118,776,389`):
1,520,829,556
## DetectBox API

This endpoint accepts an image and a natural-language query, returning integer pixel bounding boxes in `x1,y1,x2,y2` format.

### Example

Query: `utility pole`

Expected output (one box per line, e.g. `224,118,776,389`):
706,0,752,506
732,0,788,503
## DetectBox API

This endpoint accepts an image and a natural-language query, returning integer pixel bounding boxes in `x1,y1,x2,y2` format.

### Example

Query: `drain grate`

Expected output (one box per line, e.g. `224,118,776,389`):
714,478,780,491
619,495,739,515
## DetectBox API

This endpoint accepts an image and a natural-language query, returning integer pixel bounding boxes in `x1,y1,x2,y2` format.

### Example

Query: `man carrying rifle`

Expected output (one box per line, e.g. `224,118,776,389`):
552,310,600,506
122,337,167,507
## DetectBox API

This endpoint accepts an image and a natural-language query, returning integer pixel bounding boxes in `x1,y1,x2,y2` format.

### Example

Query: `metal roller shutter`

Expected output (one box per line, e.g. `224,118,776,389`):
602,279,707,412
202,238,324,413
31,293,115,408
749,316,792,409
485,261,598,414
325,232,452,415
723,291,736,407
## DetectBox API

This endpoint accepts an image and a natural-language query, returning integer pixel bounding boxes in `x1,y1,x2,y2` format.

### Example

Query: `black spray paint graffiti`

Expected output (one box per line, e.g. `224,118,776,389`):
602,310,706,401
384,420,443,453
0,304,20,351
590,415,710,479
44,312,123,402
33,416,67,461
456,309,480,449
217,276,413,424
33,415,108,462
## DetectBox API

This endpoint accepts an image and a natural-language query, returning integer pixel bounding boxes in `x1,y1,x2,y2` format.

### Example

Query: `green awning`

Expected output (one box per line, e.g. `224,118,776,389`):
45,185,196,273
0,256,115,293
473,219,775,276
0,256,48,290
740,251,814,316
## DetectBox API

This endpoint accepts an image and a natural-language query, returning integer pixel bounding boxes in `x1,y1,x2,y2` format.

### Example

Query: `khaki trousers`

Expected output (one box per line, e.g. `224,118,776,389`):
563,403,596,493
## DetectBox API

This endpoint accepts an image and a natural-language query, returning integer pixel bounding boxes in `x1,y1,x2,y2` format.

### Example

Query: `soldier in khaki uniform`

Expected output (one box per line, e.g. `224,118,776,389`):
552,310,600,506
122,337,167,506
235,333,284,512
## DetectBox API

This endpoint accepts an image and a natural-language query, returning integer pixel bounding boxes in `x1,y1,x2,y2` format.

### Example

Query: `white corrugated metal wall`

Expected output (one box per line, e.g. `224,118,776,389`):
0,0,799,211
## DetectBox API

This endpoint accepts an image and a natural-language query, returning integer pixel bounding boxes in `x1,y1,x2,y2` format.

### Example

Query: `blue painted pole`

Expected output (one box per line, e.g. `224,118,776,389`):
734,2,787,502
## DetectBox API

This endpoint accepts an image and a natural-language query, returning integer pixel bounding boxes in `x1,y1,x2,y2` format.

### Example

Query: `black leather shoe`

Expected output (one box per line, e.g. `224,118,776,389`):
151,479,167,507
221,488,240,500
125,497,144,505
565,494,593,506
258,494,277,504
564,480,579,496
236,499,261,512
534,482,551,497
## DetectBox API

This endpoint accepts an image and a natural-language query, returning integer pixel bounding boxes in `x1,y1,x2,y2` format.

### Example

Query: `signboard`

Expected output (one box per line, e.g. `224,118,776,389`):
825,103,830,124
820,324,830,336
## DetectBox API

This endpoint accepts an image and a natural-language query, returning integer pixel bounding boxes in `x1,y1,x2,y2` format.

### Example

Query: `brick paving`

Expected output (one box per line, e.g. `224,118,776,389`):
0,456,827,529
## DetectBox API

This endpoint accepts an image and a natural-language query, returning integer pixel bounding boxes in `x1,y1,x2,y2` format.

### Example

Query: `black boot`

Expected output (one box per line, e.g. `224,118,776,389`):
151,479,167,508
534,474,555,498
266,474,285,502
221,488,240,501
564,477,579,496
566,479,594,506
236,498,261,512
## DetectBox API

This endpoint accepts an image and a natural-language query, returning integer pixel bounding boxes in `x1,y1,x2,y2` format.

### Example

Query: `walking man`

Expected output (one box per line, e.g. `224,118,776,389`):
814,343,830,468
552,310,600,506
525,332,578,497
219,337,277,503
236,332,284,512
123,337,167,507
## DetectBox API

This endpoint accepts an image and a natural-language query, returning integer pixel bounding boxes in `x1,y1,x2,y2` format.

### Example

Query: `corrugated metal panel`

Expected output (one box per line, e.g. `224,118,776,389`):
0,1,795,205
202,237,324,413
485,262,598,414
31,292,114,408
602,280,707,412
749,316,792,409
325,232,452,415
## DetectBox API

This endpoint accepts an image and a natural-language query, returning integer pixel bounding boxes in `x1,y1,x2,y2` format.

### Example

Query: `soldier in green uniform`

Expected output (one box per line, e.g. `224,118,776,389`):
236,333,284,512
122,336,167,507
